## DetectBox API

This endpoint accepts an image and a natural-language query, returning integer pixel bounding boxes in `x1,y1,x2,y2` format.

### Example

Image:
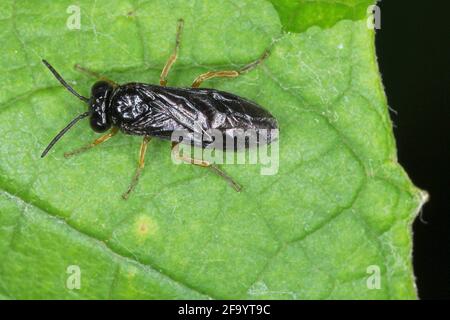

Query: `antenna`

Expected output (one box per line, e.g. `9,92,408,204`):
42,59,89,103
40,111,90,158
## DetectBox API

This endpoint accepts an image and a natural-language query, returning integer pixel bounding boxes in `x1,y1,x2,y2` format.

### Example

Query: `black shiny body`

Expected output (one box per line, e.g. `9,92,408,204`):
107,83,278,149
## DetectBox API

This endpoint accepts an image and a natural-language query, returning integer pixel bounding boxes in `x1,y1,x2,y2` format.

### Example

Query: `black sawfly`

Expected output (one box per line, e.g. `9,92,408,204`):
40,19,278,199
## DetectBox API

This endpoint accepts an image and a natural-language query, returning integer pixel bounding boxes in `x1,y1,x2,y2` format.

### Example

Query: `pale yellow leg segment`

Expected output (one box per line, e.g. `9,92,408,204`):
171,142,242,192
191,71,239,88
64,127,119,158
191,49,270,88
74,64,118,87
122,136,151,199
160,19,184,86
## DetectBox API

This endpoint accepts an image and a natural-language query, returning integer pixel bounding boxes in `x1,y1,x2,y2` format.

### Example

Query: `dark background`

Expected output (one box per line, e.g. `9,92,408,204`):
375,1,449,299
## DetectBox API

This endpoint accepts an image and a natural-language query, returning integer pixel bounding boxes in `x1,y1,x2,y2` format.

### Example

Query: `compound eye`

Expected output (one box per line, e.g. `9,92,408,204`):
90,113,111,133
91,81,112,96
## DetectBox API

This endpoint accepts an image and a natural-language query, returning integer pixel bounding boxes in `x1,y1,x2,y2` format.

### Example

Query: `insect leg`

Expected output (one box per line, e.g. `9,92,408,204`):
171,142,242,192
122,136,152,199
74,64,118,87
191,71,239,88
159,19,184,86
64,127,119,158
191,49,270,88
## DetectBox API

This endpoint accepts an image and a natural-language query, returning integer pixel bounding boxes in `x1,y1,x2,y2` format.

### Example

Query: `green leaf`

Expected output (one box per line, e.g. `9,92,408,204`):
268,0,375,33
0,0,425,299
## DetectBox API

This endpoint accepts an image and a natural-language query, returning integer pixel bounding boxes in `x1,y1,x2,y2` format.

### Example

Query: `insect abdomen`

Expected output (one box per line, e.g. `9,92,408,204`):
156,87,278,150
